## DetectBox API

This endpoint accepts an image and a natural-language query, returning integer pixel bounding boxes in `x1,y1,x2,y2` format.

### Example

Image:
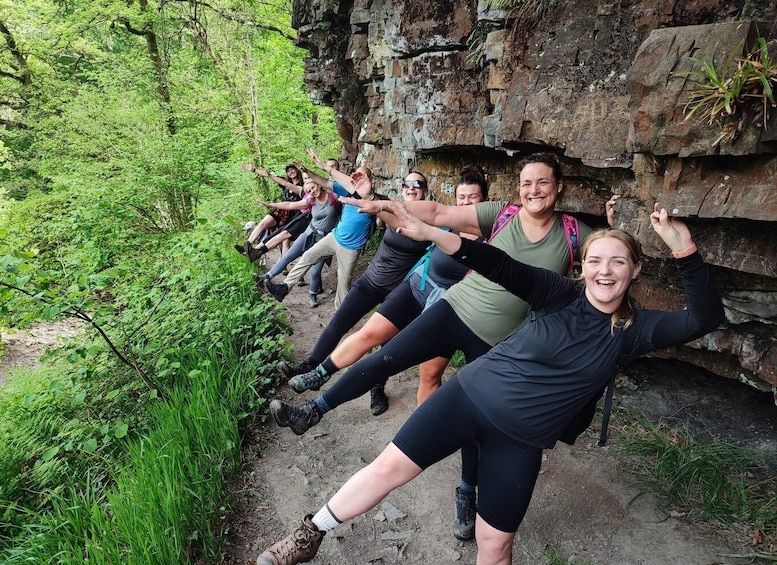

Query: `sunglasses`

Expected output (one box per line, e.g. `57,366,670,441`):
402,179,426,188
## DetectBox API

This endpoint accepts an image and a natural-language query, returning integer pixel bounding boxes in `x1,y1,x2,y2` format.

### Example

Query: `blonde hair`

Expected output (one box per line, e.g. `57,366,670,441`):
578,228,642,332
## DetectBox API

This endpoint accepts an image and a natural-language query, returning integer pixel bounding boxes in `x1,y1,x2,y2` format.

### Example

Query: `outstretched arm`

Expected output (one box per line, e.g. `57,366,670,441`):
243,163,304,196
257,198,310,211
339,196,482,235
391,197,550,302
307,148,353,187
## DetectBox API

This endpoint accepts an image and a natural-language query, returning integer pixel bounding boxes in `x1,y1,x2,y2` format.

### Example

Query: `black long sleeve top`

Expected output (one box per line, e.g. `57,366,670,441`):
449,238,725,448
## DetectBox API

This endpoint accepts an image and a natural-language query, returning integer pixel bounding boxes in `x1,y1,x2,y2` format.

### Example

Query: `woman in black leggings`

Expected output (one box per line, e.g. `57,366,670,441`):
275,170,432,411
257,203,724,565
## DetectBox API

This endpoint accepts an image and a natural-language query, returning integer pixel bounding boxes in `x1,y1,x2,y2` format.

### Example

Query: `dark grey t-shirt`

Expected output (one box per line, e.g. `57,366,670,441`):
361,225,429,291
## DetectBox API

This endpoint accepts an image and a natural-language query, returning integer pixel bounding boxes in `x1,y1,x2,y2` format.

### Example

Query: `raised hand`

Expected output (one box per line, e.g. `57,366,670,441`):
649,203,694,254
605,194,621,226
307,148,326,170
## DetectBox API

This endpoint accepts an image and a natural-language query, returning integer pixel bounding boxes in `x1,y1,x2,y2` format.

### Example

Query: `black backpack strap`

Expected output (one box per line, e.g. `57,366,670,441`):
597,323,636,447
597,374,617,447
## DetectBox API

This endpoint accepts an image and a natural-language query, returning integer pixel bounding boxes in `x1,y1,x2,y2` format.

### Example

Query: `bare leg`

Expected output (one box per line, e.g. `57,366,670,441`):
248,215,277,244
474,515,515,565
417,356,450,405
329,313,400,369
327,443,422,521
263,229,292,251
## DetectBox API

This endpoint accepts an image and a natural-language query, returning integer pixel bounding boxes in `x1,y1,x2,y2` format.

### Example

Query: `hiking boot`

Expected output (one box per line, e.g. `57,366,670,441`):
296,277,307,287
266,282,289,302
254,273,270,286
234,242,247,256
308,294,319,308
288,365,330,393
369,385,389,416
453,487,476,541
270,399,320,435
277,359,316,379
256,514,324,565
247,244,267,263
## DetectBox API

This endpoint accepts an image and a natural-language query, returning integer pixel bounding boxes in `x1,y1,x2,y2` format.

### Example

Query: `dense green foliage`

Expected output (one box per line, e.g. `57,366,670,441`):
0,0,340,561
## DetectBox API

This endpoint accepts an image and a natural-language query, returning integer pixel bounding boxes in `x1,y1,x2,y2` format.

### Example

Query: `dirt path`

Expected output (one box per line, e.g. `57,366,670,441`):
0,320,81,388
222,261,777,565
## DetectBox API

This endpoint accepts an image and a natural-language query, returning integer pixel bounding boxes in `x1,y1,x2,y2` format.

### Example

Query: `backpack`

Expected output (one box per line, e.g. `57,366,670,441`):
527,297,637,446
489,204,580,274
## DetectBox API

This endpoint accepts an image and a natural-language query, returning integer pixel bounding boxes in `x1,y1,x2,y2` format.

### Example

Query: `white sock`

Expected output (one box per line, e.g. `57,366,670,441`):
311,503,341,532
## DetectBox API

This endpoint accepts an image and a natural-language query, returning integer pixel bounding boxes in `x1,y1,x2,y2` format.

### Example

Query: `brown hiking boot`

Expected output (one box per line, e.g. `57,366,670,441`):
247,243,267,263
256,515,324,565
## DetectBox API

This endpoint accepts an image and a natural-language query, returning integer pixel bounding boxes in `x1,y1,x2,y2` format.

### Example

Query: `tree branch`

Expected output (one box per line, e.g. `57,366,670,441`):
0,281,164,398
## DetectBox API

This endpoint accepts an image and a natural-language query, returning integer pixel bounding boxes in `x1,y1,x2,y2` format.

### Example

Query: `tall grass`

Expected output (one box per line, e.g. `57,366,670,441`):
620,418,777,560
0,228,291,562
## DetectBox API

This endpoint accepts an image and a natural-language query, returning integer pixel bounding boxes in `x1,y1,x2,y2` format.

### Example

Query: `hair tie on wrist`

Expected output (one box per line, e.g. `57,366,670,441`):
672,243,697,259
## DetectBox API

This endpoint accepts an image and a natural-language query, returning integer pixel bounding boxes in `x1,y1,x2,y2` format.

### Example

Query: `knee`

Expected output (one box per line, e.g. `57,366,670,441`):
418,363,444,388
366,446,418,485
475,523,514,564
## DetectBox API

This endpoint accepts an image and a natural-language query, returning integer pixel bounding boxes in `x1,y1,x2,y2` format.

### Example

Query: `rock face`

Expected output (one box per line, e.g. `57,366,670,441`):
293,0,777,401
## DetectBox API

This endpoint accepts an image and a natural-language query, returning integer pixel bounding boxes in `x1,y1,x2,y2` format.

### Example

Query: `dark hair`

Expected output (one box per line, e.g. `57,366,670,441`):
458,164,489,200
406,170,428,188
285,164,302,184
517,152,563,181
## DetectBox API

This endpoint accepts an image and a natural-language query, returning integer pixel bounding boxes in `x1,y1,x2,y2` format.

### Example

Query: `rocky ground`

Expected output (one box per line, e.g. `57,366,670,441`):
220,255,777,565
2,257,775,565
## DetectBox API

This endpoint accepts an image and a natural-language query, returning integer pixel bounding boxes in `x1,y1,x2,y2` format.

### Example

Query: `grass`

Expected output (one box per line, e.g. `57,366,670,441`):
543,546,594,564
619,417,777,562
0,226,291,562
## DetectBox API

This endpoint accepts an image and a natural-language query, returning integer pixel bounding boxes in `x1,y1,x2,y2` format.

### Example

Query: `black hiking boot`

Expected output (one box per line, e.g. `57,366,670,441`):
247,244,267,263
453,487,476,541
369,385,389,416
270,399,321,435
277,359,316,379
266,282,289,302
255,514,324,565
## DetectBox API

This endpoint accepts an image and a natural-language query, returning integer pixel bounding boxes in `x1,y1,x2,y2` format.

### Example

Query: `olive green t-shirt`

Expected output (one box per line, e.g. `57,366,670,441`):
442,201,592,346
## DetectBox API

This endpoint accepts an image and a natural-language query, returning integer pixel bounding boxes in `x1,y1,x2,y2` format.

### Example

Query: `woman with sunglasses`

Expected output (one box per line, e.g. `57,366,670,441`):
256,202,724,565
277,164,489,415
265,167,432,383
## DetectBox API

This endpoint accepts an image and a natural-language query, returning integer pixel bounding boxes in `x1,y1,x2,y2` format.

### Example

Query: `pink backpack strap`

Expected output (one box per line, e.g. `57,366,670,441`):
489,204,580,274
488,204,521,243
559,213,580,274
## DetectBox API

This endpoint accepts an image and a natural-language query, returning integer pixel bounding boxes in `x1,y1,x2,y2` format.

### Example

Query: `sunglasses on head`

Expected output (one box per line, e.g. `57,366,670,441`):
402,179,426,188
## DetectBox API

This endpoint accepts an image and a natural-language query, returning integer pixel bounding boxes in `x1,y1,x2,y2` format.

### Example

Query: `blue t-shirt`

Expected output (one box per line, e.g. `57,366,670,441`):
331,182,374,250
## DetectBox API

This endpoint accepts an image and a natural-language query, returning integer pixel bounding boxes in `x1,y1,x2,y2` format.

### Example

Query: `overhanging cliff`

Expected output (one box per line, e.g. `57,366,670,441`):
292,0,777,401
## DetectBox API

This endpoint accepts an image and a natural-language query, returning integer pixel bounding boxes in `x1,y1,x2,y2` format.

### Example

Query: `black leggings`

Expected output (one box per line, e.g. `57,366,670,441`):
393,377,543,533
322,300,491,486
308,276,394,363
322,300,490,408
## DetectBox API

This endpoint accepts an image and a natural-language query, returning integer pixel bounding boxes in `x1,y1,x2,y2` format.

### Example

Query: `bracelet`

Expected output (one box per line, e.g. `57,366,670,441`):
367,193,376,201
672,243,697,259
